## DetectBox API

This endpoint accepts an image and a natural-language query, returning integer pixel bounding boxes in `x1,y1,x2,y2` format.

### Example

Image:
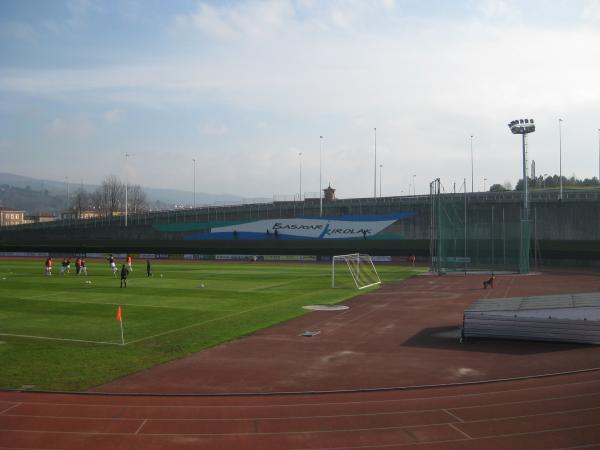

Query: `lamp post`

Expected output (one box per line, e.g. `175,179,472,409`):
319,136,323,216
379,164,383,198
412,174,416,196
65,176,69,209
597,129,600,183
373,127,377,198
559,118,563,200
192,158,196,209
508,118,536,274
470,135,474,192
483,178,487,192
298,152,302,201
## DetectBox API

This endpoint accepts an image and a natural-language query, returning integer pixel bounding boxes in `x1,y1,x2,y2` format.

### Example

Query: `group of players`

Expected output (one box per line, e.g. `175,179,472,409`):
44,256,88,276
44,254,143,288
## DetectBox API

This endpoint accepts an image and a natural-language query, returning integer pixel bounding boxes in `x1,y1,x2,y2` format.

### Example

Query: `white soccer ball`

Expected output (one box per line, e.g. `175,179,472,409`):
200,284,205,288
160,274,163,278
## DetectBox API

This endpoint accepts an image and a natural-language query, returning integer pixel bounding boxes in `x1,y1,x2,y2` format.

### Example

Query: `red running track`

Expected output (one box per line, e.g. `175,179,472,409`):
1,370,600,449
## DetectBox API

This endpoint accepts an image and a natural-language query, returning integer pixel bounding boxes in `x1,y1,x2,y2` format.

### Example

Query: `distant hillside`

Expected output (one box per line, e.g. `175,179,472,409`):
0,173,269,214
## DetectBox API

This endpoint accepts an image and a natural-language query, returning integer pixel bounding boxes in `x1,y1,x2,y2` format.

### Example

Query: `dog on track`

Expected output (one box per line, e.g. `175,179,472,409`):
483,274,495,289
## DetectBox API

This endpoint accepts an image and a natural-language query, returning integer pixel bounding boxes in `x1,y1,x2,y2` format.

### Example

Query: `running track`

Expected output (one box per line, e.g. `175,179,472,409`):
1,370,599,449
1,270,600,449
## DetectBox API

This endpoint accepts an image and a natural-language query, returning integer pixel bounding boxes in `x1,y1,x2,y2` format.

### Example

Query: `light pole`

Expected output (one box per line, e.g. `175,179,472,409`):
508,118,536,274
319,136,323,216
559,118,563,200
412,174,416,196
470,135,474,193
65,176,69,209
379,164,382,198
597,129,600,183
125,153,129,227
483,178,487,191
373,127,377,198
298,152,302,201
192,158,196,209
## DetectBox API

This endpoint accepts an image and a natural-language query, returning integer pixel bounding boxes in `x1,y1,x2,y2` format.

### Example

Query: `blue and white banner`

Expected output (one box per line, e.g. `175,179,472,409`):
184,212,414,240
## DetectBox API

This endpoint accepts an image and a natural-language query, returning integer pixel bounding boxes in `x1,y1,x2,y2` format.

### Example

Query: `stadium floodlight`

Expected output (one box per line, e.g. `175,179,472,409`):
508,118,535,274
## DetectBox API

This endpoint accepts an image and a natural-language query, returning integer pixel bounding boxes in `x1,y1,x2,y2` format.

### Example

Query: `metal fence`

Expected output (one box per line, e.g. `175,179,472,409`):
3,189,599,232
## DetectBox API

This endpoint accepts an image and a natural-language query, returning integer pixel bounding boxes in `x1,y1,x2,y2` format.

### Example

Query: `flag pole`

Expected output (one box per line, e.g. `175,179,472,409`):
120,318,124,346
117,305,124,345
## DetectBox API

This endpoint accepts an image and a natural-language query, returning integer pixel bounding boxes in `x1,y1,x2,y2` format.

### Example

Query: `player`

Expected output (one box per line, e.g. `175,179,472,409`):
75,257,81,275
146,259,152,277
108,254,117,276
66,257,71,273
45,257,52,276
127,255,133,272
60,257,67,275
79,258,88,276
120,264,129,288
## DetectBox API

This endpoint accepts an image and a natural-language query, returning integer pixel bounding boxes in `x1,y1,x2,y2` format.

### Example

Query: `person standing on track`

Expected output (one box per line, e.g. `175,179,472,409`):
127,254,133,272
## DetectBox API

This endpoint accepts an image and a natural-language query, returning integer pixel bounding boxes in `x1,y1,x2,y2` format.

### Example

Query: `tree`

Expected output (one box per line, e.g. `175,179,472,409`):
70,189,91,217
89,175,147,216
93,175,125,216
489,183,507,192
128,184,147,213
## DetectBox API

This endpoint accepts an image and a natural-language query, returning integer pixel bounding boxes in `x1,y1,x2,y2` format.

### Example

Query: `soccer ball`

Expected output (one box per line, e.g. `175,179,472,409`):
200,284,205,288
160,274,163,278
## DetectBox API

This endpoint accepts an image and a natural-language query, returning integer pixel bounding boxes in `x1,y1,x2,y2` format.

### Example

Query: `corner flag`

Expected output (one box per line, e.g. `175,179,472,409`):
116,305,124,345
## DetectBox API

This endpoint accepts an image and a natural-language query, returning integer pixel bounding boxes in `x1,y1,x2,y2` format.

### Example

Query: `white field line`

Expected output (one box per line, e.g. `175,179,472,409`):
14,296,195,311
4,282,330,346
0,333,121,346
124,289,322,345
239,280,297,293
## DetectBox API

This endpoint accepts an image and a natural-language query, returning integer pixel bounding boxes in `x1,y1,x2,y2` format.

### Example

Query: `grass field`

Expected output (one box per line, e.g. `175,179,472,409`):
0,258,416,391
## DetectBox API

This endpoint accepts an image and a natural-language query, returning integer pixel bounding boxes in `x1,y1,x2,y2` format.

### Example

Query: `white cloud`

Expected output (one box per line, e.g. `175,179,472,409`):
582,0,600,21
0,21,36,42
4,1,600,196
47,117,96,139
199,121,228,136
103,109,121,123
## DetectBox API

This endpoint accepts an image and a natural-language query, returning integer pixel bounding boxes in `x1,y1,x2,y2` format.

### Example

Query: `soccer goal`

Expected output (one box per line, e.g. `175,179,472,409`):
332,253,381,289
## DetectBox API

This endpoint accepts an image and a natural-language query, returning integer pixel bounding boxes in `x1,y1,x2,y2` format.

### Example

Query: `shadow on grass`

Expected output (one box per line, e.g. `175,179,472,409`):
402,325,590,355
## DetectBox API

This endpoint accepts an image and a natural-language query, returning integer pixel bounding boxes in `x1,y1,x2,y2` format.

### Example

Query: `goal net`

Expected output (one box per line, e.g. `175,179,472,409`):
332,253,381,289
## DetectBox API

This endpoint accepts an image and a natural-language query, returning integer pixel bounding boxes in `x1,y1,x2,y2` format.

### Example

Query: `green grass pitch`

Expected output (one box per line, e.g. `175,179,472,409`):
0,259,415,391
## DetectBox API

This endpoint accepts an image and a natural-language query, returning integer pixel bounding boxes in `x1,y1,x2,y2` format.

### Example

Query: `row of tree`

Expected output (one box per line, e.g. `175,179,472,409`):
489,175,600,192
70,175,147,217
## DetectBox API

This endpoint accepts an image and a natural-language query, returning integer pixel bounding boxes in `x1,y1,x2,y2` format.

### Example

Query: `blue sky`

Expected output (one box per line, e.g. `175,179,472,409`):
2,0,600,200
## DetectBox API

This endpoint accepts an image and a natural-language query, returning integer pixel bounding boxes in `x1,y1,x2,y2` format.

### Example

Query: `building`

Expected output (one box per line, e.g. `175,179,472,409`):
324,184,336,202
0,209,25,227
60,209,101,220
27,213,57,223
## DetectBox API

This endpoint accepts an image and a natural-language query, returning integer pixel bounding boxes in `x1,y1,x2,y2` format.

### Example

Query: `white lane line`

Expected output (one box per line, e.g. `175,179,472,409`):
0,403,21,414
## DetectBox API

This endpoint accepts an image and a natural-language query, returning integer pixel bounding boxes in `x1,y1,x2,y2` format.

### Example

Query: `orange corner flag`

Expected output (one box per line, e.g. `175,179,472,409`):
116,305,122,322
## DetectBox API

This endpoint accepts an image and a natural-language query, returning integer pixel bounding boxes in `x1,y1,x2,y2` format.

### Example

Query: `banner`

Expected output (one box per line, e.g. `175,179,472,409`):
184,212,414,241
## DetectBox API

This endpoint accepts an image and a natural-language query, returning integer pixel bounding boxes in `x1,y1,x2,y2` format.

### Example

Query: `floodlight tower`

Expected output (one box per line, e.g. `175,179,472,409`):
508,118,535,273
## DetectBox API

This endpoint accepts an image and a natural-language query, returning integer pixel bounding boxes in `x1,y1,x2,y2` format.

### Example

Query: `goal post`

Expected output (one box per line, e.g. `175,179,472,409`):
332,253,382,289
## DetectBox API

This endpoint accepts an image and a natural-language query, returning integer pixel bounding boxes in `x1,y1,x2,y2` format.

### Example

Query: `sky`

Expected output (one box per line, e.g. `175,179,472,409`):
2,0,600,200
